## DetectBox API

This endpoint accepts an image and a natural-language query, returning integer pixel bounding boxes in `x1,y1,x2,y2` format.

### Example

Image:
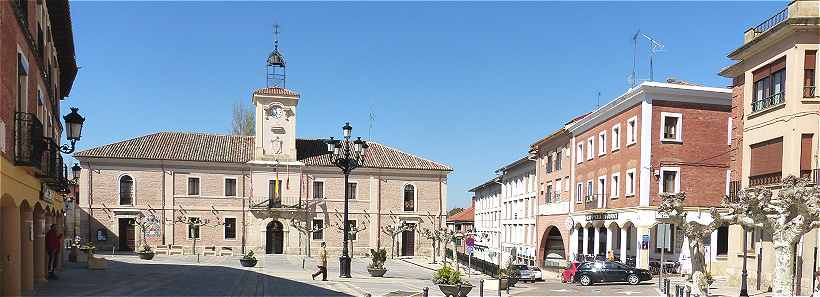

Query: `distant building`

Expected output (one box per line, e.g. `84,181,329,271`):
446,203,474,233
719,0,819,292
497,157,538,266
0,0,79,295
469,178,502,266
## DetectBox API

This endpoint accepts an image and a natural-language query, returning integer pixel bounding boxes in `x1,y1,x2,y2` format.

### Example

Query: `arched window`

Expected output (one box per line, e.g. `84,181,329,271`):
403,184,415,211
119,175,134,205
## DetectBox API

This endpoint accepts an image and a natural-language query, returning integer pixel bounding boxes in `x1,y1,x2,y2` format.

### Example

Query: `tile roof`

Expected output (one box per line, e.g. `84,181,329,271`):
447,206,474,222
253,87,300,97
75,132,452,171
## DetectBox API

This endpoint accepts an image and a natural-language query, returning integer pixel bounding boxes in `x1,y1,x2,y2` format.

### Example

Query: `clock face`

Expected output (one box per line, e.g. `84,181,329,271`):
268,106,284,119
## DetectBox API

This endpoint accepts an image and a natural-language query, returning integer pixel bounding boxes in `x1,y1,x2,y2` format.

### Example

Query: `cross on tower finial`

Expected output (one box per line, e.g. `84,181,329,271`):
274,23,280,51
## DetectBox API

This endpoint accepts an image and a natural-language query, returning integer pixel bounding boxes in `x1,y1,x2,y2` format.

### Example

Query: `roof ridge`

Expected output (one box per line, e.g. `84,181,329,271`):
369,141,453,171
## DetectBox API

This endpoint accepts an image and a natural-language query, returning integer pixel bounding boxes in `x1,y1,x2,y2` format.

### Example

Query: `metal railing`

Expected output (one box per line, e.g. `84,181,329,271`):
248,195,305,209
751,92,785,112
14,112,44,168
727,180,742,203
800,169,820,185
39,137,65,185
804,86,816,98
749,172,781,187
753,7,788,36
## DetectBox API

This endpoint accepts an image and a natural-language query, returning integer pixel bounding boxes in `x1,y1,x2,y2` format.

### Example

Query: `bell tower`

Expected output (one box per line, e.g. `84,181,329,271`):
253,24,299,162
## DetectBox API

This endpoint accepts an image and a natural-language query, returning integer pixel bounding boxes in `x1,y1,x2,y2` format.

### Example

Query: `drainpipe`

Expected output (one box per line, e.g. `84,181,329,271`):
161,162,166,246
376,172,382,250
87,161,94,242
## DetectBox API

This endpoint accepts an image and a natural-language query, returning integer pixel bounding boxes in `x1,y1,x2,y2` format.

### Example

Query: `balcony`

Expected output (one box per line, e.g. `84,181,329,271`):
14,112,44,169
751,92,785,113
800,169,820,185
752,7,788,38
749,172,781,187
744,0,820,44
248,195,305,209
39,138,65,185
804,86,816,98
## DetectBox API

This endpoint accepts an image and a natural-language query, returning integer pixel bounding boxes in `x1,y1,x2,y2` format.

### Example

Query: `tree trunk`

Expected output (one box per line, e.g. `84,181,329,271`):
688,237,708,297
772,239,796,296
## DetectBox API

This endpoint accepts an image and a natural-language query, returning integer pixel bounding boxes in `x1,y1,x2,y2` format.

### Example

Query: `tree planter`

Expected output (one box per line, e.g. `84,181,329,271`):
368,268,387,277
498,278,509,290
138,252,155,260
437,284,473,297
240,259,258,267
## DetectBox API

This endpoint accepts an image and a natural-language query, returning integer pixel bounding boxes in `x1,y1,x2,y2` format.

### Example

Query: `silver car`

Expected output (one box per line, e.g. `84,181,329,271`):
529,266,543,281
511,264,535,283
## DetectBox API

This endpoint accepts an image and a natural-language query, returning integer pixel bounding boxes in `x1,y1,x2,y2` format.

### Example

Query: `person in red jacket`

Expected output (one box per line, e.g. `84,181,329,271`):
45,224,62,279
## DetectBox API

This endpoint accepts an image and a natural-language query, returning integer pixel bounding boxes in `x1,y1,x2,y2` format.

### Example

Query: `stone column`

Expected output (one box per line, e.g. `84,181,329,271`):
636,226,650,269
593,226,600,256
20,206,34,293
2,205,22,296
582,227,589,256
620,227,628,263
606,227,613,256
33,209,46,284
570,227,578,259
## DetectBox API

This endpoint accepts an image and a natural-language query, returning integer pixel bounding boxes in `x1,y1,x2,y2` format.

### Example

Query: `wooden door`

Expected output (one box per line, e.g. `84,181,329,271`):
118,218,135,251
402,227,415,256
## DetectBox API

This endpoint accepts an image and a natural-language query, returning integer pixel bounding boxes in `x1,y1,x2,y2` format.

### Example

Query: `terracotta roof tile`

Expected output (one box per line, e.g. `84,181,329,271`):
75,132,452,171
447,206,474,222
253,87,300,97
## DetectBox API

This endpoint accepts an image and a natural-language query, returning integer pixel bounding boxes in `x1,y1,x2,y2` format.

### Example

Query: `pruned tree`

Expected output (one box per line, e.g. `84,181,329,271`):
658,192,736,296
419,211,452,264
726,176,820,296
231,100,255,136
130,212,160,252
331,210,370,256
173,206,221,262
286,201,326,257
380,212,415,259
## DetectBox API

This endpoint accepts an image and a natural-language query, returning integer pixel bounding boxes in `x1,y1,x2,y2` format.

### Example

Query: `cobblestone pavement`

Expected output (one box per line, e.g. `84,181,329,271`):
32,254,443,296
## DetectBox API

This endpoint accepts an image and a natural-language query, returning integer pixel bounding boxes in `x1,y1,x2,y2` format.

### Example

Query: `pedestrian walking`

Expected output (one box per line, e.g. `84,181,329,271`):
312,242,328,281
46,224,62,279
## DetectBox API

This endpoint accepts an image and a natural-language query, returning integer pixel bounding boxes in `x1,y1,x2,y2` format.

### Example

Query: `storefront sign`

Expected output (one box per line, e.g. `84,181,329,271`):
585,212,618,221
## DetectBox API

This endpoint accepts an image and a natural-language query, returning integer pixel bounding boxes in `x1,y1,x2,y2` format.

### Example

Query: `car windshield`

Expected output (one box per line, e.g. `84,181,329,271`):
512,265,528,270
530,267,540,271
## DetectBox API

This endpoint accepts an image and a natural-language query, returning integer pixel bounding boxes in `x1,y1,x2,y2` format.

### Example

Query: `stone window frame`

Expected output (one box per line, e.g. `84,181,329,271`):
660,112,683,143
658,166,681,194
346,181,359,200
575,182,583,203
118,173,136,206
576,142,584,164
223,176,238,197
187,176,201,196
402,182,418,212
223,216,237,241
611,123,621,151
625,168,637,197
610,172,620,199
626,116,638,146
598,131,607,156
312,179,325,199
586,137,595,160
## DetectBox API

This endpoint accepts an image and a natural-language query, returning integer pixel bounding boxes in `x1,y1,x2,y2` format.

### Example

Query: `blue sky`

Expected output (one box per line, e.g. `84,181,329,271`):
64,1,783,209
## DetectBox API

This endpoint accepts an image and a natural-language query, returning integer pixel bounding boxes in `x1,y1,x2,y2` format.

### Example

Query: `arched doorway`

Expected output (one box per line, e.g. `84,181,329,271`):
543,226,565,260
266,221,284,254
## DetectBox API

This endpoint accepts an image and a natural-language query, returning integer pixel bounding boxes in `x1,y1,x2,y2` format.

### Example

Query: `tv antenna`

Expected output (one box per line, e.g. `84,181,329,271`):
641,33,664,82
630,30,640,87
596,91,601,109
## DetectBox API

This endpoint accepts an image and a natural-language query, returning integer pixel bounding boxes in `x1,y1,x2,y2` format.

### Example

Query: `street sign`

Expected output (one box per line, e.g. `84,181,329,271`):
466,236,475,248
641,234,650,250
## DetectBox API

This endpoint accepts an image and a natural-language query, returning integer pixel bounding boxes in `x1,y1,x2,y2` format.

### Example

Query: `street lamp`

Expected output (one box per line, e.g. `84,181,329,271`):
60,107,86,154
740,215,750,297
326,122,368,278
71,163,81,181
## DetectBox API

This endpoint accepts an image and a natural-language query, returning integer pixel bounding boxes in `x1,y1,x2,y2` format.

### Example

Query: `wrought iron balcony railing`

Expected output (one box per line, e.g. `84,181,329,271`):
751,92,785,112
749,172,782,187
14,112,44,168
753,7,788,37
248,195,304,209
39,138,65,185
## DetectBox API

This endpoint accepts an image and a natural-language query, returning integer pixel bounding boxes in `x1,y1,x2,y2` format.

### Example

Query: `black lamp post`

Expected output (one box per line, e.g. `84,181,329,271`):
740,222,749,297
60,107,85,154
326,122,368,278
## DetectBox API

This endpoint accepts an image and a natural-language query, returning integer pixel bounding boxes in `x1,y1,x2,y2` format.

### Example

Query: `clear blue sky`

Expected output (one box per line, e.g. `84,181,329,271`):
64,1,783,209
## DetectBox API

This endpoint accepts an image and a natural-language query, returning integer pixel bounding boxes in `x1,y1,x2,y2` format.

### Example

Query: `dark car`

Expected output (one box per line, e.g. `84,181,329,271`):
573,261,652,286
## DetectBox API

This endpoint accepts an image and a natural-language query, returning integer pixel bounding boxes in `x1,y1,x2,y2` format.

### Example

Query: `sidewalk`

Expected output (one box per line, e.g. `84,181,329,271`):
662,276,771,297
399,256,485,276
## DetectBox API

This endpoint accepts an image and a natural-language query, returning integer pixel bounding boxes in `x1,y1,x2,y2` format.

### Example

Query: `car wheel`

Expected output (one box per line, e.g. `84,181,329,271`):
627,274,640,285
579,275,593,286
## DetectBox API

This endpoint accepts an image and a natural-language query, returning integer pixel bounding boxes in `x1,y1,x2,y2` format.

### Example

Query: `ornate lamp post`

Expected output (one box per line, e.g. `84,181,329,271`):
60,107,85,154
326,122,368,278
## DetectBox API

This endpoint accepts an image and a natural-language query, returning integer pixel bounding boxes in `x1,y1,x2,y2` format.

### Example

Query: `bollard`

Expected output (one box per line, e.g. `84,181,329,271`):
666,279,671,295
498,279,502,297
674,284,679,297
685,285,690,297
480,279,484,297
458,283,462,297
422,286,429,297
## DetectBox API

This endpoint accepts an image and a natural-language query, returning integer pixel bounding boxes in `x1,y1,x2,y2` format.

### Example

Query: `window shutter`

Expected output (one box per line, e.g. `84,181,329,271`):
753,57,786,82
749,137,783,176
806,50,817,70
801,134,813,172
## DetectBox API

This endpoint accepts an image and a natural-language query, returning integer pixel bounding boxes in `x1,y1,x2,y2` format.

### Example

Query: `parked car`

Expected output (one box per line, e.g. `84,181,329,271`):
529,266,543,281
510,264,535,283
573,261,652,286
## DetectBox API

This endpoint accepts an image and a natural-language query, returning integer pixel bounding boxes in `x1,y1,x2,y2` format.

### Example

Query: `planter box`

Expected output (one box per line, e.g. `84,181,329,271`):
88,256,107,270
368,268,387,277
438,284,473,297
498,278,509,290
240,259,258,267
138,252,155,260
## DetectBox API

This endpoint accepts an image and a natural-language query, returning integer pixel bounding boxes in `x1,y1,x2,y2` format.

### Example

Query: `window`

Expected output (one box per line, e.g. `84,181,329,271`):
188,217,201,239
716,226,729,256
661,112,682,142
17,52,29,113
546,154,553,173
312,219,324,240
545,184,553,203
625,169,636,196
187,177,200,196
312,181,324,199
555,151,562,171
576,143,584,164
269,180,282,207
597,176,606,204
586,180,593,201
610,173,620,198
612,124,621,151
347,182,358,199
224,218,236,240
224,178,237,197
404,184,415,211
119,175,134,205
749,137,783,186
805,50,816,98
752,57,786,112
348,220,358,240
598,131,607,156
656,223,674,252
626,117,637,145
660,168,680,194
586,137,594,160
576,183,583,203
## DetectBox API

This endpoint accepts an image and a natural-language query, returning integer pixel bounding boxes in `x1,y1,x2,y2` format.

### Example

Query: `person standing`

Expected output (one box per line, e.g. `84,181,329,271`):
311,242,328,281
45,224,62,279
606,250,615,262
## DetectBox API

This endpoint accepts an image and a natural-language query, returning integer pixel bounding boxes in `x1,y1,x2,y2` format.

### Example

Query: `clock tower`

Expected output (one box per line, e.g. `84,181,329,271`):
252,24,299,162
